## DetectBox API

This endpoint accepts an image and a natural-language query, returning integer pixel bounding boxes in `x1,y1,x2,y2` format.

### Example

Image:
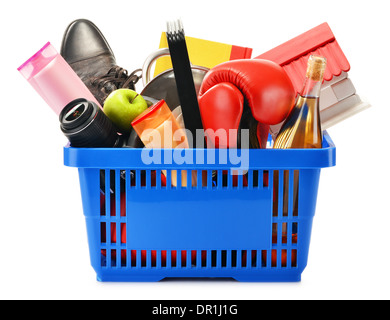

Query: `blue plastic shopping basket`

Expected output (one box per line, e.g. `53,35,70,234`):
64,132,335,282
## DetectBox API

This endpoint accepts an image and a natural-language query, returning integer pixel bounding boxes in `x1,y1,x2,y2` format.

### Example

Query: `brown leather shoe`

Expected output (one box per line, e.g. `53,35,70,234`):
60,19,141,106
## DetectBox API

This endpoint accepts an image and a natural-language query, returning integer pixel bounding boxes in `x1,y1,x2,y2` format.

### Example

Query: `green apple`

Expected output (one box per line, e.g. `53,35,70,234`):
103,89,148,133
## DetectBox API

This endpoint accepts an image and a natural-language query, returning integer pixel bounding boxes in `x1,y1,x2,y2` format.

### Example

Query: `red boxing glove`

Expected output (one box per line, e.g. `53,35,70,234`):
198,59,295,147
199,82,244,148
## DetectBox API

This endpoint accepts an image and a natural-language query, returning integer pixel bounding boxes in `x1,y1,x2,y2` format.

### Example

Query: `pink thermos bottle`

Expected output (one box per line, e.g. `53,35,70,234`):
18,42,101,115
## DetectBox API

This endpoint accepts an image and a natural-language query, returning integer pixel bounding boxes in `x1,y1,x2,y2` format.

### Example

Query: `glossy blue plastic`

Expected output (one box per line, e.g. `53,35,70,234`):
64,132,335,282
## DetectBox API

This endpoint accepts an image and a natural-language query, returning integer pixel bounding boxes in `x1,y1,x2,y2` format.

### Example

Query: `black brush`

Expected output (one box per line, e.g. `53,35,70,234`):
166,19,204,148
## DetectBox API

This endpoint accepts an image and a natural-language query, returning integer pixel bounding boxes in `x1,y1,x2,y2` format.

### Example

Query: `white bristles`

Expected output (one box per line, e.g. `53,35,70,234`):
166,21,171,34
166,18,184,34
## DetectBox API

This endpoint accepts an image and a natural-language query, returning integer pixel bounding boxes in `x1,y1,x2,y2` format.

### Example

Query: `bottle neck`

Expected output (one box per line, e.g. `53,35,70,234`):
300,77,322,98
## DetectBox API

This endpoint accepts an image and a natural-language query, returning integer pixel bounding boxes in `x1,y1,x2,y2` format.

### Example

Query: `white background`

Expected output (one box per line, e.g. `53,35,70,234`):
1,0,389,300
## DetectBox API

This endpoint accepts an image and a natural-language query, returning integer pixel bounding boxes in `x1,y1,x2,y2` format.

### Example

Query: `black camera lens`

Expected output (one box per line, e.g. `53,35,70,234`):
60,98,122,148
64,102,88,122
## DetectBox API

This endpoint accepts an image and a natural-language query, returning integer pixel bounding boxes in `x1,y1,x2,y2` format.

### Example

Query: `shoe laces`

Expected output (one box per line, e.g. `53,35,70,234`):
91,66,142,93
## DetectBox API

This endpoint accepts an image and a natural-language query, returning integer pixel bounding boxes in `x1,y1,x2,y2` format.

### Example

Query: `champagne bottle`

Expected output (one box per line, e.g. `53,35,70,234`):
273,55,327,149
273,56,327,238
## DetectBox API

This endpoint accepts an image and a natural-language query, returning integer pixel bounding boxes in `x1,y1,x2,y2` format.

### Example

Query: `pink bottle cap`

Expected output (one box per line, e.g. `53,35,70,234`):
18,42,57,80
